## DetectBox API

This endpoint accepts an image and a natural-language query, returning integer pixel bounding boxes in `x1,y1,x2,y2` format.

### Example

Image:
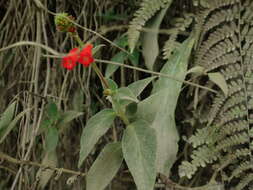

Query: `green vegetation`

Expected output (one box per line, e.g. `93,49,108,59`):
1,0,253,190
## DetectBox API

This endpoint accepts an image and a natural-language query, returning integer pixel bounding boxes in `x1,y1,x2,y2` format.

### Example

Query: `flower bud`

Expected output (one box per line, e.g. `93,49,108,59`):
103,89,113,96
55,13,76,34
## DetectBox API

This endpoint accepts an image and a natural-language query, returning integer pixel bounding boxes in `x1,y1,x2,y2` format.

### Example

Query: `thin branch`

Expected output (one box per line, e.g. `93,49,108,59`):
0,152,86,177
95,59,218,94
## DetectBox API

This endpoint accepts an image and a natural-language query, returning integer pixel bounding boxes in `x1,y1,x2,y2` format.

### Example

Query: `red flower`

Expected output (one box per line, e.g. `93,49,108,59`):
68,26,76,33
62,44,94,70
78,44,94,67
62,48,79,70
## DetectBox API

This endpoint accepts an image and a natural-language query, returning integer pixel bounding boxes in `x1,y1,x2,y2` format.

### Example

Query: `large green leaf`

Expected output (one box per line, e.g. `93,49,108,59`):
86,142,123,190
137,35,195,176
78,109,116,167
122,120,156,190
142,4,171,70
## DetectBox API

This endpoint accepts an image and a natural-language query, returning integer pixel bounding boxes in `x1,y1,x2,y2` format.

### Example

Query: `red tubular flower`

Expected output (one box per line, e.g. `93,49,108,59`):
62,48,79,70
61,44,94,70
78,44,94,67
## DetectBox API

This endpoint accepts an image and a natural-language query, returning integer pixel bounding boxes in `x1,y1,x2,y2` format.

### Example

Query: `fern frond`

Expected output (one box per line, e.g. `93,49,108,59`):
180,0,253,188
188,126,215,148
229,161,252,181
235,174,253,190
163,15,193,59
163,31,179,60
179,145,218,179
128,0,172,52
218,148,250,171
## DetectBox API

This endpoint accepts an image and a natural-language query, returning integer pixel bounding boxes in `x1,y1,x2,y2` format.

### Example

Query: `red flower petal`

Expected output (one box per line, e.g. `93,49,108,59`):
61,45,94,70
78,44,94,67
68,48,80,60
62,48,80,70
62,56,77,70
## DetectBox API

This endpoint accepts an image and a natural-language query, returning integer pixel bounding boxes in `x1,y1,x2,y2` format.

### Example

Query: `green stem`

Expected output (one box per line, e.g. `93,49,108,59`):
72,33,109,89
117,109,130,125
72,33,129,125
111,96,130,125
72,34,84,48
91,63,109,89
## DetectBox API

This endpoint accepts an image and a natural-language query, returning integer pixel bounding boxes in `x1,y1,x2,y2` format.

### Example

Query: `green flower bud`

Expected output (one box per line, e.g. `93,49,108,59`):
55,13,76,33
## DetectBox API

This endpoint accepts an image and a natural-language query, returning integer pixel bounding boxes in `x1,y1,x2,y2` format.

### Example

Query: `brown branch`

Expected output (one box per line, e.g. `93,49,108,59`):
0,152,86,177
160,174,218,190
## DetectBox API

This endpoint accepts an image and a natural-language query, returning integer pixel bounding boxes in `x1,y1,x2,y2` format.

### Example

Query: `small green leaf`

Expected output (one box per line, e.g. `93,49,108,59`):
45,102,59,123
93,44,105,55
78,109,116,168
142,5,170,70
40,119,52,130
58,111,83,132
106,51,128,78
116,87,139,104
0,108,31,144
122,120,156,190
107,78,118,91
105,35,129,78
45,127,59,152
126,102,138,118
37,151,58,189
72,90,84,112
86,142,123,190
128,76,156,97
0,101,16,132
186,66,205,75
129,49,140,66
208,72,228,96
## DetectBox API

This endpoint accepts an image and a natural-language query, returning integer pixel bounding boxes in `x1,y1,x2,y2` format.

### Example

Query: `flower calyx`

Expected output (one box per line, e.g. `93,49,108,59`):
55,13,76,34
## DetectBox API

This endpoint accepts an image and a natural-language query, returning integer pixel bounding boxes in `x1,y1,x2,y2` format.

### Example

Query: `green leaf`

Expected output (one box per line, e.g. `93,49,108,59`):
46,102,59,123
86,142,123,190
128,76,156,97
105,35,129,78
93,44,105,55
78,109,116,168
45,127,59,152
137,35,195,176
186,66,205,75
58,111,83,125
37,151,58,189
122,120,156,190
72,89,84,112
142,5,170,70
0,108,31,144
107,78,118,91
105,51,128,78
129,49,140,66
0,101,16,132
116,87,139,104
208,72,228,96
126,102,138,118
58,110,83,133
